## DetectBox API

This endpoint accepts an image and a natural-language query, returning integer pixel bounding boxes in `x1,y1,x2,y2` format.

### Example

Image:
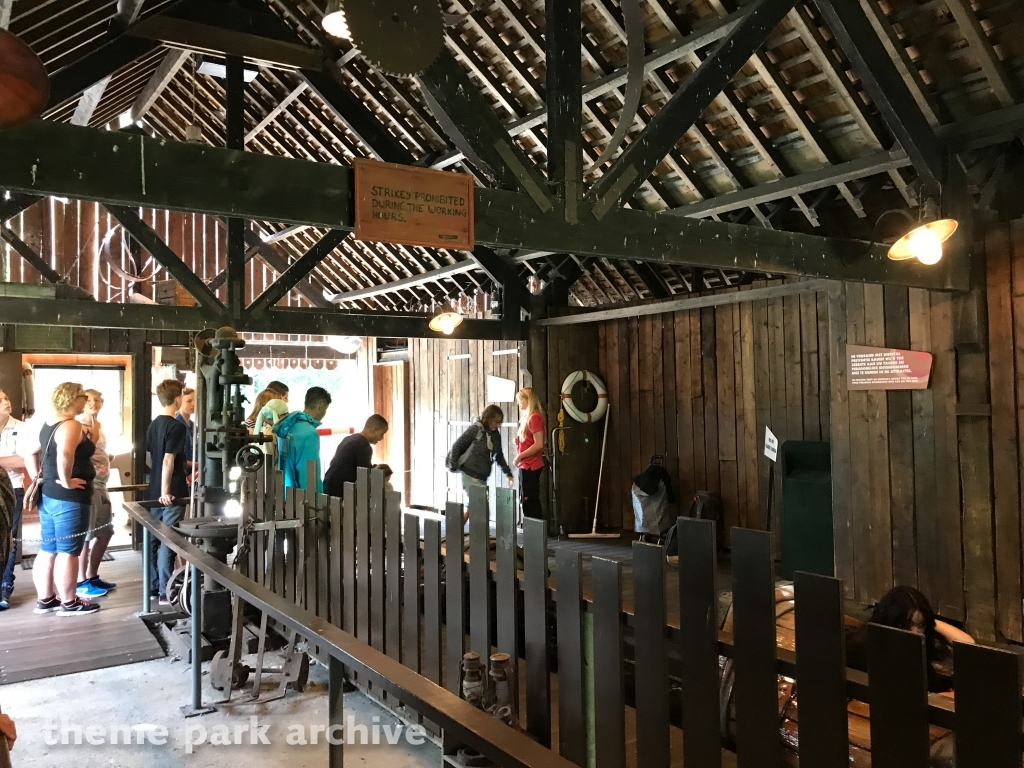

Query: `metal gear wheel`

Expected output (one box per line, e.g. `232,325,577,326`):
343,0,445,77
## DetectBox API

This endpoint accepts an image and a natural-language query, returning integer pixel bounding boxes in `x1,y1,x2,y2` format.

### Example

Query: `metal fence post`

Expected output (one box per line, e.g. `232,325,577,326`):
181,565,215,717
141,525,150,615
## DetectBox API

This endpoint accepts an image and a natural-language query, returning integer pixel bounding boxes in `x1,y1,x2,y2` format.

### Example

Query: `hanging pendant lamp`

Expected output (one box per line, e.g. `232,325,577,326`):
428,304,463,335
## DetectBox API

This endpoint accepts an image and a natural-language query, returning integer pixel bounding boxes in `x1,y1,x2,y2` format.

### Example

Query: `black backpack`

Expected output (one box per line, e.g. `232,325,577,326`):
665,491,722,556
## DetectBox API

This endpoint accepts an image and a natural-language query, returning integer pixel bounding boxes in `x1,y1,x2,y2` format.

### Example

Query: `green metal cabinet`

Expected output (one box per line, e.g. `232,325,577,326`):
780,441,834,579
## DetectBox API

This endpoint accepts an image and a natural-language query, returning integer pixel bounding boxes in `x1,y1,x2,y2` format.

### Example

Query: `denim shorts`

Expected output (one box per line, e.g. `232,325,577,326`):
39,494,90,556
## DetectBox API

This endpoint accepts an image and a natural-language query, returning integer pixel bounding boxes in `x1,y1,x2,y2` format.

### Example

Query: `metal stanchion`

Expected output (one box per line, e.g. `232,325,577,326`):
329,656,345,767
141,525,151,616
181,564,215,717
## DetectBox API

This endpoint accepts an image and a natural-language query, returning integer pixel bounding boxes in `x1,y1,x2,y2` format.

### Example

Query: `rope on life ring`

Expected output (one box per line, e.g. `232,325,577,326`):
559,370,608,423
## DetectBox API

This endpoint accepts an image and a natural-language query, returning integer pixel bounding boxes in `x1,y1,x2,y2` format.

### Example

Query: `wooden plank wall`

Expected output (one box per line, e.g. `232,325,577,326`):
596,283,830,545
2,199,311,307
544,321,602,534
408,337,524,511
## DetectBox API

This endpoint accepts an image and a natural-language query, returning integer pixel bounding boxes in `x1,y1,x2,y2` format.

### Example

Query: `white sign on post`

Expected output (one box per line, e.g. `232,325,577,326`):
764,427,778,462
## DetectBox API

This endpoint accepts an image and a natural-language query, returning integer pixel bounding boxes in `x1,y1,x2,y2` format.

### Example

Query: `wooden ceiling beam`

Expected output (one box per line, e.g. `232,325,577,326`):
131,48,192,122
943,0,1018,108
248,230,348,315
586,0,799,219
106,204,226,311
0,119,967,290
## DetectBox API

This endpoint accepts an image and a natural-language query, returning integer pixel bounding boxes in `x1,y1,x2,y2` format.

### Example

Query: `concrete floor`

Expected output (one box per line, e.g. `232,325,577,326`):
2,652,440,767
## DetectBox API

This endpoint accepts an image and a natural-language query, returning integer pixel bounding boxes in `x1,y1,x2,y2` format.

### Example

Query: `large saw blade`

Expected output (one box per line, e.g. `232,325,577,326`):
344,0,444,78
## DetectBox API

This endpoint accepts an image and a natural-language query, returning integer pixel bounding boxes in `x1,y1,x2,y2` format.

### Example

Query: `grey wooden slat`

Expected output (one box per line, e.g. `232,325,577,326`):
286,486,298,603
469,480,492,660
556,549,586,766
386,489,402,661
731,527,781,767
317,490,330,621
403,513,421,672
343,481,356,635
632,541,669,767
370,469,385,653
867,624,930,768
423,518,443,685
954,642,1023,768
794,571,849,768
677,518,722,768
592,557,625,768
445,501,466,694
330,496,342,627
495,489,518,683
357,468,371,642
523,517,551,747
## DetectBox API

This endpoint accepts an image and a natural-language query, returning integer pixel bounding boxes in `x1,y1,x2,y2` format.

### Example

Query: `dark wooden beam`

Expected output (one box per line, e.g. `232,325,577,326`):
0,226,65,284
0,193,40,222
632,261,671,299
131,49,192,122
47,36,160,109
0,296,522,339
0,120,966,291
105,205,225,311
127,13,322,70
811,0,947,184
248,230,348,315
537,278,831,325
417,52,552,210
586,0,797,219
300,70,413,165
208,244,258,291
546,0,583,209
813,0,973,264
241,230,333,309
225,55,246,318
470,245,527,334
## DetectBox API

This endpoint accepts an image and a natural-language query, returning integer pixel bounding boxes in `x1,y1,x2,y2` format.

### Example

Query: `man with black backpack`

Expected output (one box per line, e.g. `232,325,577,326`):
446,405,514,524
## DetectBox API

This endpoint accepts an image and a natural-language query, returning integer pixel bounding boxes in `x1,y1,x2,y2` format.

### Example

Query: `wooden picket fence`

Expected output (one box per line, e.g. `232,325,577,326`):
239,461,1023,768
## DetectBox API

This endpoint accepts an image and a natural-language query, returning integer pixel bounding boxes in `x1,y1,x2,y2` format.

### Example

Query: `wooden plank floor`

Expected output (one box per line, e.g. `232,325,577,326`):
0,550,165,684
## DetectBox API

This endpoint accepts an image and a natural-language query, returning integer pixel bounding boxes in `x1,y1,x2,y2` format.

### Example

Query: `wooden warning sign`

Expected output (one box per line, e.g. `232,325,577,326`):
353,158,474,250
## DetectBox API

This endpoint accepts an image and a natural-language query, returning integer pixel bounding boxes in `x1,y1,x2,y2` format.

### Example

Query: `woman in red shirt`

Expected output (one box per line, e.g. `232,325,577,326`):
513,388,546,519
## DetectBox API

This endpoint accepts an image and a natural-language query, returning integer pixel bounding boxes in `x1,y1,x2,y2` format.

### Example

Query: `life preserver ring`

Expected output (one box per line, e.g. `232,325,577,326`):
560,370,608,423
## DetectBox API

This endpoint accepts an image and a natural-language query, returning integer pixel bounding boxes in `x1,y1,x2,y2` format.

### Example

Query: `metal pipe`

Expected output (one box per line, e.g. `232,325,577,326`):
190,564,202,711
141,525,151,615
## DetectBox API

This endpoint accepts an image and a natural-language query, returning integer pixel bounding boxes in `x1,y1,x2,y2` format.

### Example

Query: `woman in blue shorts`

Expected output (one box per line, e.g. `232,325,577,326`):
31,383,99,617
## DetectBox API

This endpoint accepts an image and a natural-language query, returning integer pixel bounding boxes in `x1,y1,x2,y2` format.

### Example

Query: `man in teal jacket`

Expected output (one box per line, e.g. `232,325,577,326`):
272,386,332,492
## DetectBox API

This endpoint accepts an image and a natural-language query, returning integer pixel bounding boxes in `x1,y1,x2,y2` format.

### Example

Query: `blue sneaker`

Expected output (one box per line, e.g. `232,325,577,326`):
90,576,117,591
0,597,8,611
76,580,107,598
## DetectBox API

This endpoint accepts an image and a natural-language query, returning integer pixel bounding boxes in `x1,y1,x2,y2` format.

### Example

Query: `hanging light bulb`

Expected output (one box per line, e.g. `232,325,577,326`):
887,191,958,265
429,304,463,335
323,0,351,39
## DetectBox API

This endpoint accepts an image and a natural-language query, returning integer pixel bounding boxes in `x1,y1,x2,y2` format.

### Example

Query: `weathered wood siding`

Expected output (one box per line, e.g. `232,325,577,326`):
408,337,525,512
595,284,830,547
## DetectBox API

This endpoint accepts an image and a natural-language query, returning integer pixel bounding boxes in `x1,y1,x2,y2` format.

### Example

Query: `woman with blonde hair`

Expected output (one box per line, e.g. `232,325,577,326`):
513,388,546,519
31,383,99,616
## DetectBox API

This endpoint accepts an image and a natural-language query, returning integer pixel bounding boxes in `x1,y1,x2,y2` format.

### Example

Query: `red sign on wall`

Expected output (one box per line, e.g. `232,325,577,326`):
847,345,933,390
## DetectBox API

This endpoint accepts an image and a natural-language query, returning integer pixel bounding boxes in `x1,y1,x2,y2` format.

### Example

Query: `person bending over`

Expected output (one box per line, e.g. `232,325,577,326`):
447,405,514,524
323,414,388,497
273,387,331,492
846,585,974,694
